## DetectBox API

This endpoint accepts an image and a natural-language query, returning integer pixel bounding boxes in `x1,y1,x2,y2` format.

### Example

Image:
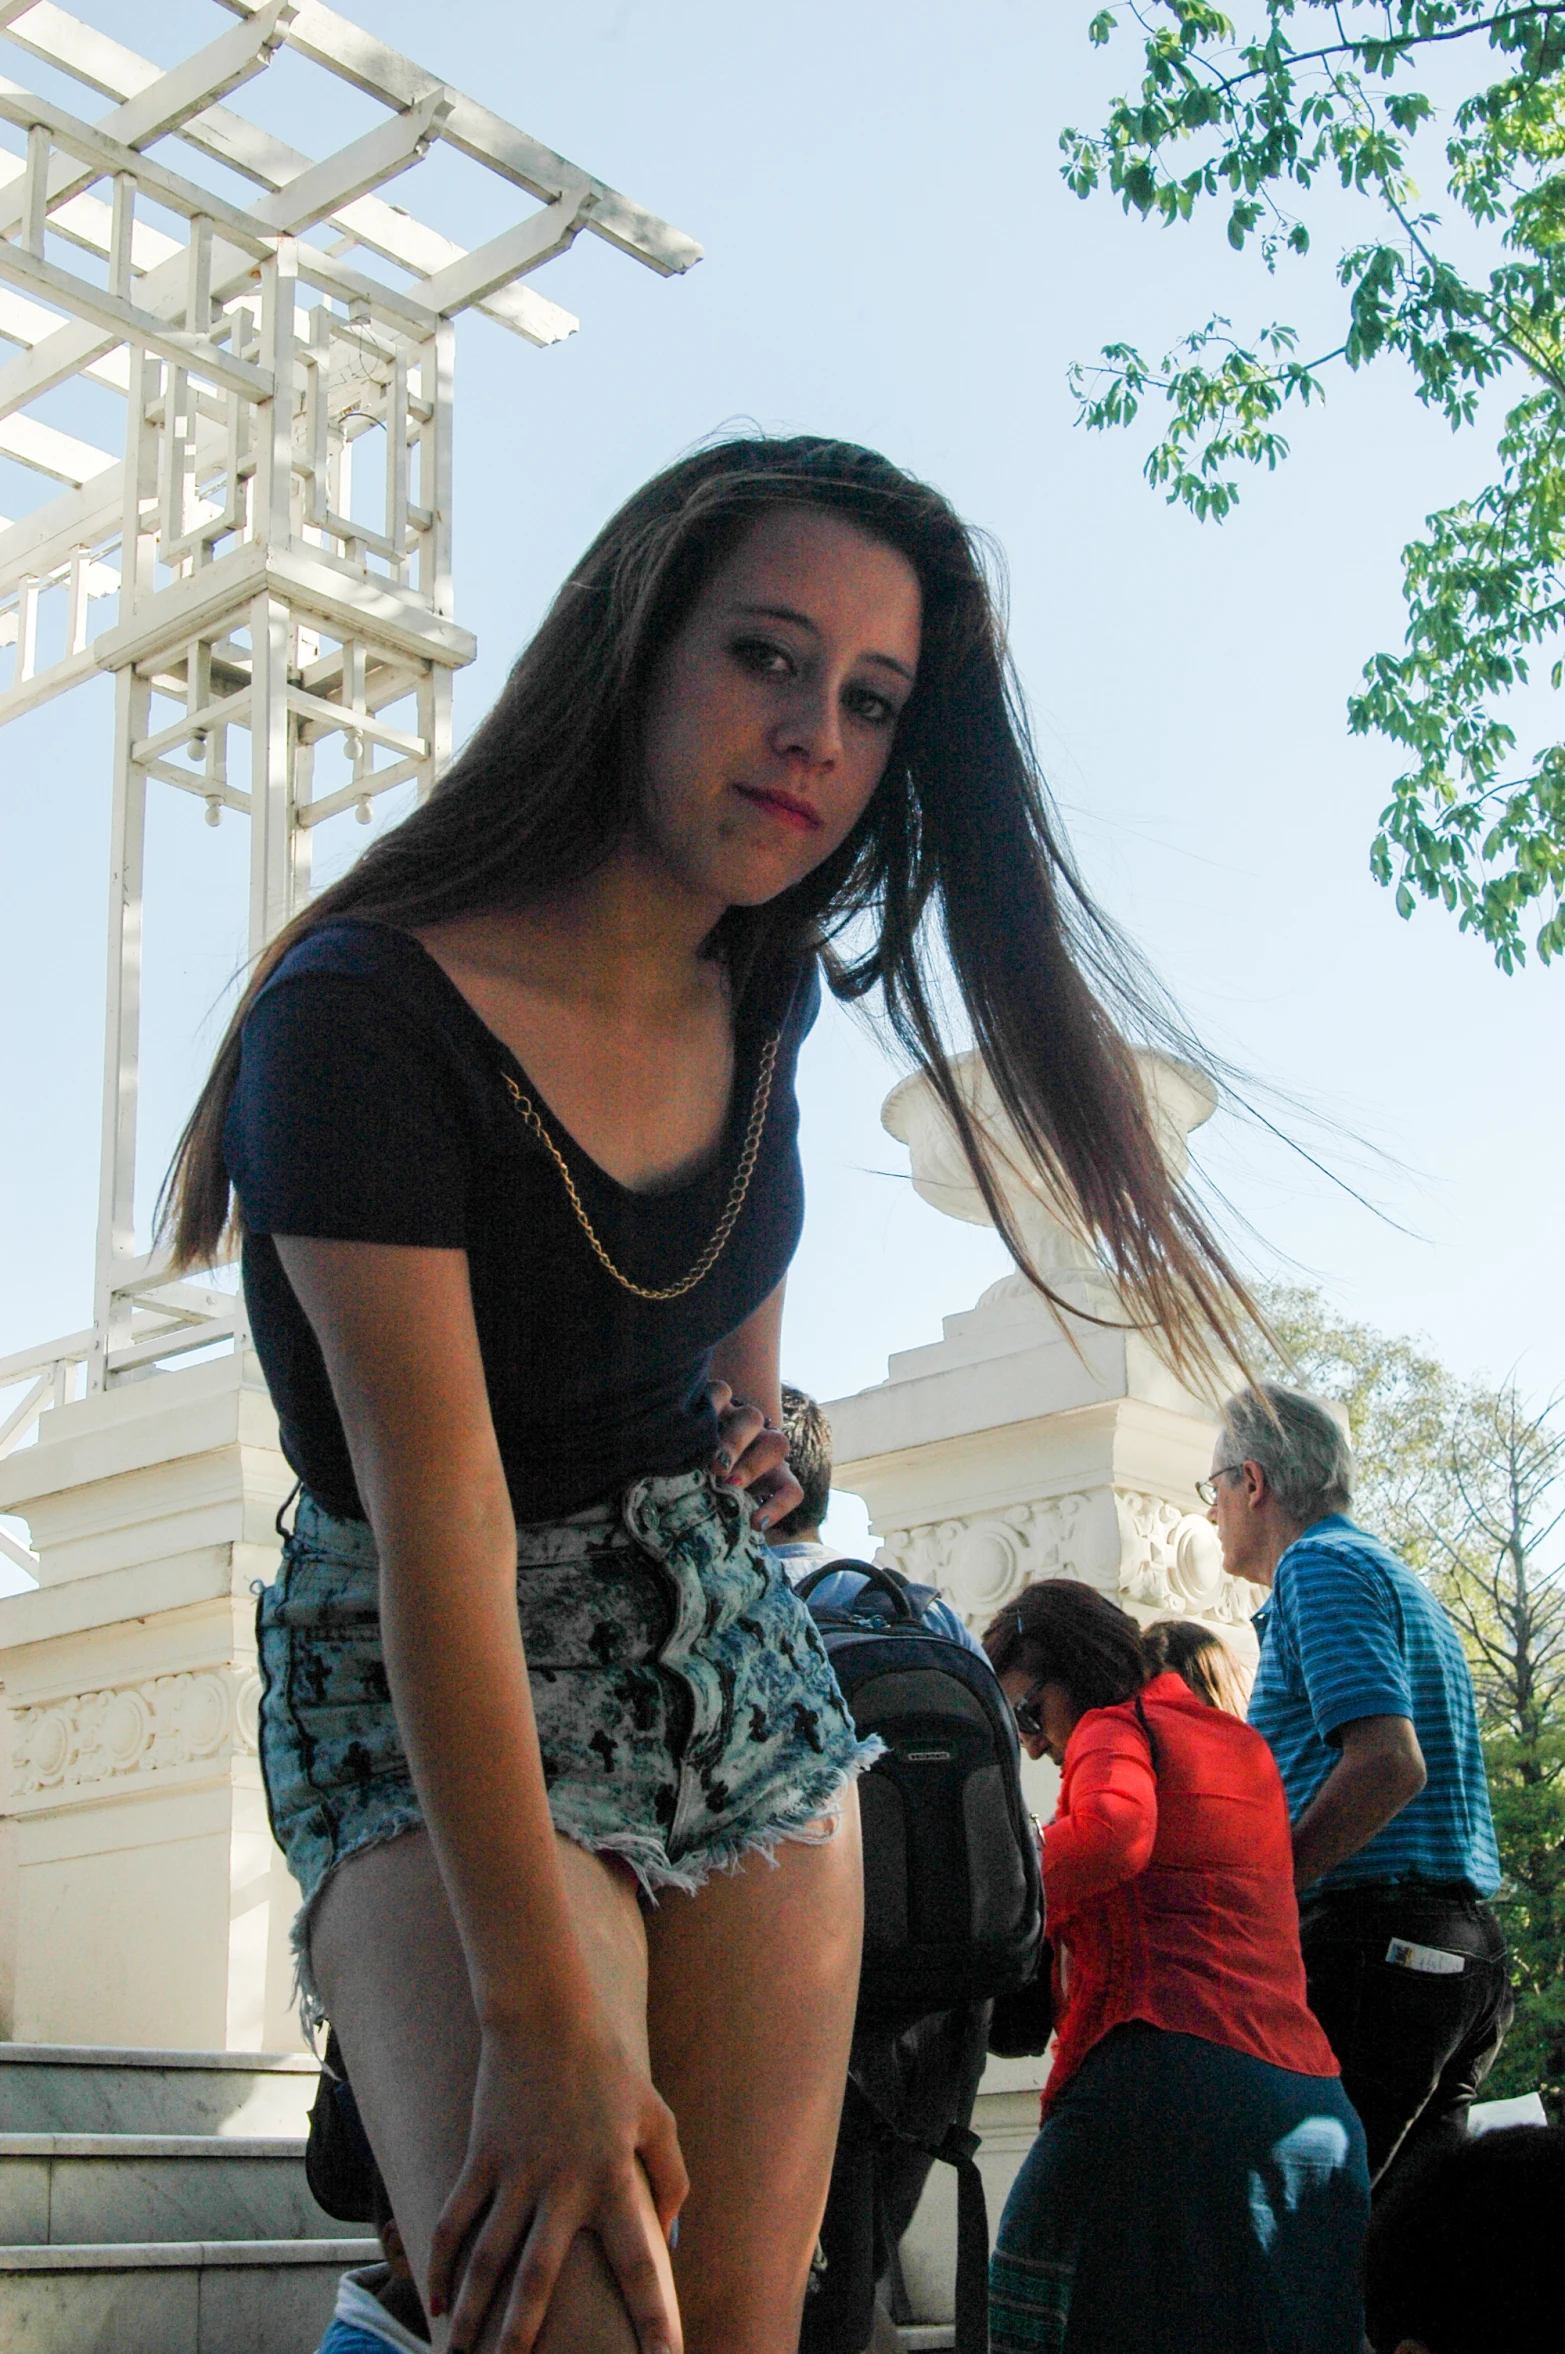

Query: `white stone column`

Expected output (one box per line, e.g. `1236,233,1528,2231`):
0,1356,303,2052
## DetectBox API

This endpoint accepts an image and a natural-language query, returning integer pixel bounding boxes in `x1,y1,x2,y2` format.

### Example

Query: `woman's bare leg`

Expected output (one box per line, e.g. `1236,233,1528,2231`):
646,1787,864,2353
309,1828,676,2353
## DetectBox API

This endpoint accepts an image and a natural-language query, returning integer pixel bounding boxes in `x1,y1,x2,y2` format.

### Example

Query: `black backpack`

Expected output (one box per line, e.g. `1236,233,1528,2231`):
798,1560,1043,2020
798,1560,1045,2354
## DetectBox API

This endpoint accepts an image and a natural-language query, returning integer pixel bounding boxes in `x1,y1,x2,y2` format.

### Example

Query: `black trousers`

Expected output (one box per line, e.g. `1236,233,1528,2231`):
1298,1881,1513,2190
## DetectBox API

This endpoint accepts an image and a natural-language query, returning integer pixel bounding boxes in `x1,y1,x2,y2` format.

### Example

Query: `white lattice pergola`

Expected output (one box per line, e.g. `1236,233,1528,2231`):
0,1,699,1562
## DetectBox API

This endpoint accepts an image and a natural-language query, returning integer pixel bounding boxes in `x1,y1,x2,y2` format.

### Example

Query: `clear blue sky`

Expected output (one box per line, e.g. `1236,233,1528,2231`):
3,2,1561,1572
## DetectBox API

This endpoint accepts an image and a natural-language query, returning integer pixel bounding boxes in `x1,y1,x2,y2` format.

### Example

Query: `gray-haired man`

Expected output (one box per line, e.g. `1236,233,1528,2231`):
1204,1383,1510,2189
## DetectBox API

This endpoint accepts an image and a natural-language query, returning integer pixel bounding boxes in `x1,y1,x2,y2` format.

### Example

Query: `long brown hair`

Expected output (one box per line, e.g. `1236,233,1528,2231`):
1142,1618,1252,1717
162,434,1259,1378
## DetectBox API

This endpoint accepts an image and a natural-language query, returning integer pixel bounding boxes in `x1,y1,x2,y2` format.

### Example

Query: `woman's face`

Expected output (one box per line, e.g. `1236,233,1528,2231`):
999,1667,1079,1766
636,505,923,913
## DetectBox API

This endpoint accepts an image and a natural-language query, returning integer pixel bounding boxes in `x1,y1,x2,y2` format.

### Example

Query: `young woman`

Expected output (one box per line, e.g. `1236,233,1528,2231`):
984,1580,1370,2354
1142,1613,1252,1715
164,437,1262,2354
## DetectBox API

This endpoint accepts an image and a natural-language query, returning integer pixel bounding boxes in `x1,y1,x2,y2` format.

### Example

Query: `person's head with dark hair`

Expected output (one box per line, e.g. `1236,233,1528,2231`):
771,1386,833,1541
1365,2123,1565,2352
1142,1617,1251,1717
164,433,1263,1390
982,1577,1148,1764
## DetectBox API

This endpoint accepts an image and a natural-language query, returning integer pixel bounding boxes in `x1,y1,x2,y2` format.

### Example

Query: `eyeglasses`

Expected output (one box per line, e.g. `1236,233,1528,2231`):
1195,1463,1246,1507
1012,1680,1047,1741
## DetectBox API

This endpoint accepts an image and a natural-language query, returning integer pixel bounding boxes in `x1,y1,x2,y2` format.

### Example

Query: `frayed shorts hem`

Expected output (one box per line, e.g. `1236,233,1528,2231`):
288,1736,883,2035
260,1467,875,2034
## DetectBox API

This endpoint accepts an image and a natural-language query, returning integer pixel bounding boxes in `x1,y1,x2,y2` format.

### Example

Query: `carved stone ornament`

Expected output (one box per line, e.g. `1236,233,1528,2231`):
877,1495,1093,1621
1115,1490,1268,1625
10,1668,262,1798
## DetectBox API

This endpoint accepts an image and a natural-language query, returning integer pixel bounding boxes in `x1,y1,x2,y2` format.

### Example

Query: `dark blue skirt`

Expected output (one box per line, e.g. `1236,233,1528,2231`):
990,2022,1369,2353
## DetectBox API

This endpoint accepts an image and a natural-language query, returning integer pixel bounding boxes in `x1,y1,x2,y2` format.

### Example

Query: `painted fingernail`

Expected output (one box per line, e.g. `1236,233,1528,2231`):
668,2214,680,2249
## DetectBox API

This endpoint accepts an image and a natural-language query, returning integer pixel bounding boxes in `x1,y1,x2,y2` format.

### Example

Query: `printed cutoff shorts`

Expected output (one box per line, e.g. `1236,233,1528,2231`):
256,1467,877,2023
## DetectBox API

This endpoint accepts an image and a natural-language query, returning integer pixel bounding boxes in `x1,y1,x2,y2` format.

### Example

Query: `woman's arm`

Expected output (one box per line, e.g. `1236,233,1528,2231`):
275,1235,684,2354
1041,1718,1159,1921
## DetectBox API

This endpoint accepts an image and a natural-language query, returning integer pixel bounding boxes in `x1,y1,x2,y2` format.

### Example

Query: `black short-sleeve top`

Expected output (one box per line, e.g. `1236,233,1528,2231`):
224,920,820,1524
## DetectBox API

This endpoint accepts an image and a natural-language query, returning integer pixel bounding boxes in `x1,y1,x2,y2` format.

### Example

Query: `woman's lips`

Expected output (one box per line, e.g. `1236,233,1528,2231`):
731,782,824,833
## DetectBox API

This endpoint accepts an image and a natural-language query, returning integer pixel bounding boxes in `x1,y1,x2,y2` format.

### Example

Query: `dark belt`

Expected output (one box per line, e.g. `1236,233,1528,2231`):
1301,1880,1486,1914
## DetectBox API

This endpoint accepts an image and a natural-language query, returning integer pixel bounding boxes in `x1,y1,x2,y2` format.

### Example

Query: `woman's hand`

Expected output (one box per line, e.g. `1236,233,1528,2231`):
706,1378,803,1532
428,2007,688,2354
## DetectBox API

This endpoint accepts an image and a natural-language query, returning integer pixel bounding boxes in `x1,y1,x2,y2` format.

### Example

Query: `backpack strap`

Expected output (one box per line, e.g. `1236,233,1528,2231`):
795,1559,919,1619
928,2119,989,2354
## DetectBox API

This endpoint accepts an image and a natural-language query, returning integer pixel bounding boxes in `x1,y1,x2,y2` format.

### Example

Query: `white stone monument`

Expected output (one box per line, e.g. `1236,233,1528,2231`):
824,1052,1266,2331
829,1048,1265,1668
0,0,698,2052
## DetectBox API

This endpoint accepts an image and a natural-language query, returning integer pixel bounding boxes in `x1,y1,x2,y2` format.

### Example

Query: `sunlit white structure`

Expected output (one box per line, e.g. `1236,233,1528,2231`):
820,1058,1259,2333
0,0,698,1444
0,0,697,2056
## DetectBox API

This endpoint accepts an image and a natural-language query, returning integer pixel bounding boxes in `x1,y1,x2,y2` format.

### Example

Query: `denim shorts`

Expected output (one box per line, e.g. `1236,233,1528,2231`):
256,1467,877,2024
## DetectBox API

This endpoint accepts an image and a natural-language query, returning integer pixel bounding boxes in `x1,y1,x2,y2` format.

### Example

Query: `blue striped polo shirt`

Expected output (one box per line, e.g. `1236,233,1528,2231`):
1248,1514,1499,1897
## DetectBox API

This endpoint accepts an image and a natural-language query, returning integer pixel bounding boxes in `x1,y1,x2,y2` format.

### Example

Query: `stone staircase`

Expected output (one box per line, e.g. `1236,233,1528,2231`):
0,2043,379,2353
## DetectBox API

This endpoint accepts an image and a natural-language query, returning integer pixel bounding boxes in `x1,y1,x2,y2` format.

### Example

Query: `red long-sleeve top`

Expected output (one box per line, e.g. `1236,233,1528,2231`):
1040,1672,1338,2112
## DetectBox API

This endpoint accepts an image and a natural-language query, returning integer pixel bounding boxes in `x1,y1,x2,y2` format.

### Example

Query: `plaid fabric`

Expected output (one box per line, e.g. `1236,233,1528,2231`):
989,2237,1079,2353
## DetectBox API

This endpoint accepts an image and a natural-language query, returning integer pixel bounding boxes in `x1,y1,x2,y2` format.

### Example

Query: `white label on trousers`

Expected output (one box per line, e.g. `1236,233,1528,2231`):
1385,1937,1466,1975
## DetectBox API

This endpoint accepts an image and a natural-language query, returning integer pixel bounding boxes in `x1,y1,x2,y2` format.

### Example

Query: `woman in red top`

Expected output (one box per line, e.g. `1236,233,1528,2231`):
984,1579,1369,2354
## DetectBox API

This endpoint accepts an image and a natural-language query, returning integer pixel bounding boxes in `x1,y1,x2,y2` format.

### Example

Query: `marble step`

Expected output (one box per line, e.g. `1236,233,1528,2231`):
0,2133,346,2246
0,2045,319,2138
0,2235,380,2354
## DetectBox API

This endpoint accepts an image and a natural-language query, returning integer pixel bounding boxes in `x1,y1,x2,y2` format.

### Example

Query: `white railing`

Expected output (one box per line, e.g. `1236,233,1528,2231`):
0,1330,91,1575
99,1255,245,1385
0,1274,245,1578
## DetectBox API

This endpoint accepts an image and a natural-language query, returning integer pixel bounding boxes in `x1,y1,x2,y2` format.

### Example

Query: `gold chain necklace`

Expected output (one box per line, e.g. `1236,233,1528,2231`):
502,1031,781,1302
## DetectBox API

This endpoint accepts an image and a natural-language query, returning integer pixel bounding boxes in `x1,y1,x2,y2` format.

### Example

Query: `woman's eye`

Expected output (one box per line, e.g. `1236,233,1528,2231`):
732,636,792,677
846,685,898,728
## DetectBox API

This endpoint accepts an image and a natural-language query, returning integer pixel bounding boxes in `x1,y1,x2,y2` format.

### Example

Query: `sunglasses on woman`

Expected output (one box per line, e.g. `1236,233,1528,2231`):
1012,1681,1048,1741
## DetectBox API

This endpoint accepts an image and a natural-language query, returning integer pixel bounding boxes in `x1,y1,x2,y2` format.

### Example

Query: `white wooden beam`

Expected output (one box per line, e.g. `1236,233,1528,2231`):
418,192,588,318
98,0,293,153
0,1329,95,1389
0,3,147,101
0,86,277,255
0,283,130,396
1,5,577,347
247,85,452,234
0,457,125,584
0,3,296,236
0,408,115,483
0,239,274,402
0,152,183,274
216,0,703,278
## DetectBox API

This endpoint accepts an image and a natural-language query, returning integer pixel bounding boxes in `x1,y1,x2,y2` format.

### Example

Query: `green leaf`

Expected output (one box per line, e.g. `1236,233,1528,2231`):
1066,0,1565,971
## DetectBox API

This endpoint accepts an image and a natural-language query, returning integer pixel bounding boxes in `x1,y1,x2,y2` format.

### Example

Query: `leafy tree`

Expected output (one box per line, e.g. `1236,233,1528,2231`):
1254,1280,1458,1568
1256,1285,1565,2113
1064,3,1565,969
1424,1382,1565,2113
